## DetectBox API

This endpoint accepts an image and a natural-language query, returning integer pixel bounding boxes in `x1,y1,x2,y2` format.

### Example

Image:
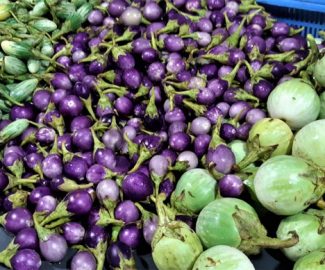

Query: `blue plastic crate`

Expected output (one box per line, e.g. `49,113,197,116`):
257,0,325,38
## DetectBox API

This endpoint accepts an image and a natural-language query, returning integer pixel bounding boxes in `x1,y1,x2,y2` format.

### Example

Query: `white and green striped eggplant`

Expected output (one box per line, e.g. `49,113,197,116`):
29,1,49,17
30,19,57,32
0,119,29,144
1,41,32,60
3,56,27,75
27,59,41,74
10,78,38,102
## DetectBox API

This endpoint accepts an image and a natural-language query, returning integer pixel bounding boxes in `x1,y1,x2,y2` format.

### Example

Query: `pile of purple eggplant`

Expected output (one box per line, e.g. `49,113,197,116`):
0,0,321,269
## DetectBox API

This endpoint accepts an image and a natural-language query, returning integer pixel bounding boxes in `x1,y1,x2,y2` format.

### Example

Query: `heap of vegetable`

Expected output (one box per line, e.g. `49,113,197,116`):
0,0,324,269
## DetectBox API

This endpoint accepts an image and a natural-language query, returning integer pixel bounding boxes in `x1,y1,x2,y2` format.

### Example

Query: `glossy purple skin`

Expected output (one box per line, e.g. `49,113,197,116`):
3,152,21,167
219,174,243,197
147,62,166,82
94,148,116,170
143,1,162,20
115,200,140,223
11,249,41,270
141,48,159,63
40,234,68,263
36,195,57,214
51,89,68,105
59,95,83,117
165,108,186,123
10,104,34,120
132,38,152,54
4,207,33,234
14,227,38,250
197,88,216,105
86,164,107,184
25,143,38,154
69,64,87,82
115,96,133,115
194,134,211,157
253,80,273,101
64,156,88,181
87,208,100,227
191,117,211,136
108,0,128,17
72,128,94,152
35,127,55,144
33,90,51,111
72,50,86,63
73,81,90,98
24,152,44,169
205,106,223,125
169,132,191,152
142,215,158,245
117,53,135,70
57,55,71,69
200,64,218,79
168,121,187,136
122,172,154,201
236,122,252,140
122,68,141,89
21,127,37,143
278,37,303,52
85,225,107,248
102,129,123,151
246,36,266,54
88,9,104,25
70,116,92,132
71,251,96,270
0,170,9,191
146,22,165,37
119,224,141,248
164,35,185,52
246,108,266,125
66,189,93,215
28,186,51,205
161,149,177,165
4,145,24,157
271,22,290,37
106,241,132,268
57,134,73,152
41,154,63,179
229,101,251,120
62,222,85,244
51,73,72,90
177,70,192,82
96,179,119,203
220,123,237,142
207,144,235,174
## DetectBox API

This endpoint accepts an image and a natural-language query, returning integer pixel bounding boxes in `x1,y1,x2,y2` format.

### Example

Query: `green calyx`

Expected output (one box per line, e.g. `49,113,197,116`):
0,240,19,268
233,208,298,255
128,144,155,173
96,208,123,227
7,190,29,208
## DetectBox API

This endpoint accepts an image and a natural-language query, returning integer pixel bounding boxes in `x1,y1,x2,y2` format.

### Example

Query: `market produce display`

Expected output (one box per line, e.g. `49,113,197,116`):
0,0,324,269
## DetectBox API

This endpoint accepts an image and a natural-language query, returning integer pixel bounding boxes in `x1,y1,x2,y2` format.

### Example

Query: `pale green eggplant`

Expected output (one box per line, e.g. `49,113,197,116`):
0,100,10,113
53,3,92,40
0,83,22,106
0,3,11,21
30,19,57,32
0,119,29,144
3,56,27,75
29,1,49,17
5,83,17,92
41,43,54,57
71,0,87,8
1,41,32,60
27,59,41,74
55,1,76,20
10,78,38,102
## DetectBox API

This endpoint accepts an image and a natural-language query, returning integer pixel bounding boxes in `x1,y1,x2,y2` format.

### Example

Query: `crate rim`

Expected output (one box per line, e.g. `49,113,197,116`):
257,0,325,13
